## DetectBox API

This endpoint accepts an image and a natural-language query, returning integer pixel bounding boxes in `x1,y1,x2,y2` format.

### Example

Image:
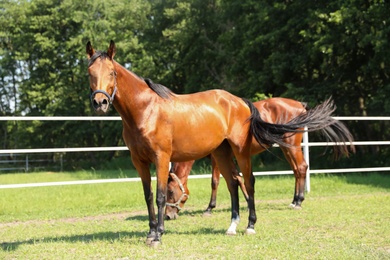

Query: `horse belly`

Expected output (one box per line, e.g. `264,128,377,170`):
170,123,226,162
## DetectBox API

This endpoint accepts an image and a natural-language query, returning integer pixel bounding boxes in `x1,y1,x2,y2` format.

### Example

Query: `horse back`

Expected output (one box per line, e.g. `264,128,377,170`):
254,98,306,123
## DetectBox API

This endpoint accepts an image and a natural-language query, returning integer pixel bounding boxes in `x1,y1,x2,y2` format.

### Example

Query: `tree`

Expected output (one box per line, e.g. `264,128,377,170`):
0,0,152,168
1,0,389,169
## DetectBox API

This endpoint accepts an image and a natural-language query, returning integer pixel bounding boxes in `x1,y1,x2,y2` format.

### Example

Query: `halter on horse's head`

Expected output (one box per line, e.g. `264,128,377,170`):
86,41,118,114
165,171,189,220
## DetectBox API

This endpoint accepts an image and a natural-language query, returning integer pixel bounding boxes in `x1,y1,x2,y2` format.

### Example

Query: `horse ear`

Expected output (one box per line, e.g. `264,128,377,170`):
86,41,95,59
107,40,116,59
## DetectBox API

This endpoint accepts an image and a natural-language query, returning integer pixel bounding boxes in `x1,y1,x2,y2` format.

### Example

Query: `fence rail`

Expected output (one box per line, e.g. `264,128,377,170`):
1,116,389,191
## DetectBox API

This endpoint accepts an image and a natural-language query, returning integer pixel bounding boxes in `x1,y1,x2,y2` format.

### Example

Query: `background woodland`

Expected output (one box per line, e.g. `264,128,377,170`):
1,0,389,169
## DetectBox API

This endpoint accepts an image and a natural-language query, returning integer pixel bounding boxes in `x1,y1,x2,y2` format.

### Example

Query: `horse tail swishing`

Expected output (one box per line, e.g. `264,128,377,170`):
243,98,355,155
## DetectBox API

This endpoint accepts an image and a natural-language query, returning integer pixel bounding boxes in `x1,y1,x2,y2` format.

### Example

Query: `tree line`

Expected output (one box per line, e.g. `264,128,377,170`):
0,0,389,169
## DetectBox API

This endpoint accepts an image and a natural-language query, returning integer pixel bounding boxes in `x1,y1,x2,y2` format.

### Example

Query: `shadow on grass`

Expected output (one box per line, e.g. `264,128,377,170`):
173,202,295,220
178,208,230,217
0,214,228,252
342,172,390,190
125,215,149,221
0,231,145,251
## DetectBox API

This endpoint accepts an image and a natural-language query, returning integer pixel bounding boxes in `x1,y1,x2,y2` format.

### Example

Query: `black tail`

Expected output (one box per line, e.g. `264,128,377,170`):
243,97,355,159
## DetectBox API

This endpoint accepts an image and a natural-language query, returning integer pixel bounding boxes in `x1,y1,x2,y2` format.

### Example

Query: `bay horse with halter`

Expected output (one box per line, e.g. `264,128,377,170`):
165,98,355,220
86,40,354,246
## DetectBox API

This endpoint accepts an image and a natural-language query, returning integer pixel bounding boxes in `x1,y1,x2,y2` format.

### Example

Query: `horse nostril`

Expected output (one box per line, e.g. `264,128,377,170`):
93,99,99,108
92,98,109,109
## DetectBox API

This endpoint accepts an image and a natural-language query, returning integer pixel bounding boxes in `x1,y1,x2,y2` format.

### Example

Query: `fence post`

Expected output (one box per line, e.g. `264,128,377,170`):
60,154,63,172
26,155,29,172
303,127,310,192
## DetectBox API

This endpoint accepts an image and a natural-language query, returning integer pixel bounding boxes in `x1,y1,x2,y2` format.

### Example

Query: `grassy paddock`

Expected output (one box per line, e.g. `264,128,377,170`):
0,171,389,259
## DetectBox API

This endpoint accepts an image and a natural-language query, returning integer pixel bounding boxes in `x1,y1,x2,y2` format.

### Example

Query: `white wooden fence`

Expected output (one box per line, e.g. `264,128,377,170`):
0,116,389,191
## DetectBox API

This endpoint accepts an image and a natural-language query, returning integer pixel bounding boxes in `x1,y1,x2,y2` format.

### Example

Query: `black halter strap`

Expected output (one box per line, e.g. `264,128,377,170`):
90,86,117,105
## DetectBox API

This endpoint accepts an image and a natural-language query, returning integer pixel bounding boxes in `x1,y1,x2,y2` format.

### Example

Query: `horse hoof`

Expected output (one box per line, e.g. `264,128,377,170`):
245,228,256,235
290,204,302,210
226,230,237,236
203,211,212,217
149,240,161,247
145,237,154,245
289,203,302,210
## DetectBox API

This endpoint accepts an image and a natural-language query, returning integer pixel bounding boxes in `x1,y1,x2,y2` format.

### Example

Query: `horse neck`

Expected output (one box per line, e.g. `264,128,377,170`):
112,62,153,126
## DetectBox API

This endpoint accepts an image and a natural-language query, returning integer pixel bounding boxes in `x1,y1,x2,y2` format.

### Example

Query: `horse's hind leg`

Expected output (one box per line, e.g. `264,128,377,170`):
205,155,248,216
281,142,308,209
211,141,240,235
231,146,256,235
204,156,220,216
237,172,249,201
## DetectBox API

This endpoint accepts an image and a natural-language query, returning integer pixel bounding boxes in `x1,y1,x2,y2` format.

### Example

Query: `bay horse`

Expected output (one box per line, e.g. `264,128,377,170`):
165,98,355,220
86,40,354,246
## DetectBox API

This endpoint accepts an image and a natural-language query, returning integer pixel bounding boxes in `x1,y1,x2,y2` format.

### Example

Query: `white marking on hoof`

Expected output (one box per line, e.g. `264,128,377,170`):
289,203,296,208
245,228,256,235
226,220,238,236
226,229,237,236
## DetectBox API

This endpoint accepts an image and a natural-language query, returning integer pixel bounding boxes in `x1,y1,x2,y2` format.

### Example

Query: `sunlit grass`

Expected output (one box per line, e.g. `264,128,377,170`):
0,172,389,259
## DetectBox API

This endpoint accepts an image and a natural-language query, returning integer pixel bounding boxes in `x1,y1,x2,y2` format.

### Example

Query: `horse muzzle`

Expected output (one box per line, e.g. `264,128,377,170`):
164,207,179,220
90,88,117,114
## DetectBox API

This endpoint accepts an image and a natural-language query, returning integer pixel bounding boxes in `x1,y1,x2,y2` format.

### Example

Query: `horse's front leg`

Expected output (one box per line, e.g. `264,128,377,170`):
153,154,171,246
131,157,156,245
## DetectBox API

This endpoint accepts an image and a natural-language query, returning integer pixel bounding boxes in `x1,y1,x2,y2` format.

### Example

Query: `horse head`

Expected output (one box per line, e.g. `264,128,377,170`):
165,172,190,220
86,40,118,114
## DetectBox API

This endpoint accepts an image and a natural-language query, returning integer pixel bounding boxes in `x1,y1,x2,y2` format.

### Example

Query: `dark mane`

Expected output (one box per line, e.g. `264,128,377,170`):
144,78,173,99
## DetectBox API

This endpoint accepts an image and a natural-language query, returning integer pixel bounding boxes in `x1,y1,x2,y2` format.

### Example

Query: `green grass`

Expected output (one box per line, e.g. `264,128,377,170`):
0,171,389,259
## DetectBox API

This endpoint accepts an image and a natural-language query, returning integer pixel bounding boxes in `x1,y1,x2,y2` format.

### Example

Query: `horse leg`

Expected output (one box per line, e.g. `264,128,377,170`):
205,154,249,216
153,154,171,246
204,155,221,216
131,157,157,245
233,150,256,235
236,171,249,201
281,145,308,209
211,141,240,235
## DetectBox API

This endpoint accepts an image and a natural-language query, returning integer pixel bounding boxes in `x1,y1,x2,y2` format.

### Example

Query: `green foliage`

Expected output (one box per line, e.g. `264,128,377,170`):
0,0,389,168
